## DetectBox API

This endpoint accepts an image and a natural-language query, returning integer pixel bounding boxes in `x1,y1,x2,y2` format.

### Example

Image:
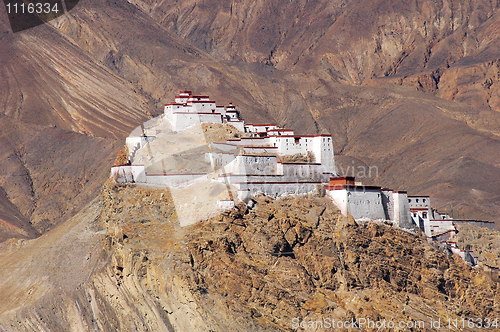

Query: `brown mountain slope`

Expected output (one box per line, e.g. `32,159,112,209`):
0,21,150,139
0,115,123,237
1,0,500,242
0,187,39,243
0,3,153,240
129,0,500,136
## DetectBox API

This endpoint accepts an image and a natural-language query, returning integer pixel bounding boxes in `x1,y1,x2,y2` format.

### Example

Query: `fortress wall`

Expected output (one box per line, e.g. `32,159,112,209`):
111,165,146,183
346,190,386,221
428,220,455,236
216,106,226,116
237,182,321,198
393,192,413,229
205,152,237,169
145,173,208,187
381,190,394,220
227,120,245,132
173,113,222,131
228,137,270,146
326,190,348,216
210,142,239,152
199,113,223,124
327,188,386,221
224,156,278,176
191,102,216,113
452,220,497,230
243,146,278,154
281,163,332,182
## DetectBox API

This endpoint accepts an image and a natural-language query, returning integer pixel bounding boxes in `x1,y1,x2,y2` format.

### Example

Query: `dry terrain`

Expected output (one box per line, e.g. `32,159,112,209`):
1,1,500,329
0,184,498,331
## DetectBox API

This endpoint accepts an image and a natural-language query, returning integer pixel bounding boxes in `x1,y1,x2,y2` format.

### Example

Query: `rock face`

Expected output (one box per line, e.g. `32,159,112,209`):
456,223,500,268
1,184,497,331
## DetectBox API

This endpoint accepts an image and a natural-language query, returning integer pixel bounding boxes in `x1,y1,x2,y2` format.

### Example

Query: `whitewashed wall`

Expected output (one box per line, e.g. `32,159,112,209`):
111,165,146,183
393,192,413,229
205,152,237,169
327,190,348,216
281,163,332,182
173,113,223,131
237,182,320,198
243,146,278,154
223,155,278,176
145,173,208,187
327,188,386,221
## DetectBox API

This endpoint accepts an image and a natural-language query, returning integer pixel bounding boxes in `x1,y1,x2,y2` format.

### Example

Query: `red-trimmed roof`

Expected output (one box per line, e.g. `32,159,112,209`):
275,134,332,138
239,154,277,158
189,95,210,98
187,100,216,104
325,184,382,191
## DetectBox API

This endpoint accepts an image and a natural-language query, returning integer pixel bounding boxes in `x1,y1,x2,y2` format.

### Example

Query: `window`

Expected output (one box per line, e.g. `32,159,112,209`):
422,212,427,219
416,199,419,203
409,199,412,203
294,137,300,144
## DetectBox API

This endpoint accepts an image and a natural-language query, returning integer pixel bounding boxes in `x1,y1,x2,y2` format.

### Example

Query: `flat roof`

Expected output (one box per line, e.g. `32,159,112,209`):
187,100,216,104
276,134,332,138
325,184,382,191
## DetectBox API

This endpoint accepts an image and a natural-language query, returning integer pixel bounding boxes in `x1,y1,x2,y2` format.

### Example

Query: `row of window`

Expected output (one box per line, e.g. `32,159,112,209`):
412,212,428,218
408,198,427,203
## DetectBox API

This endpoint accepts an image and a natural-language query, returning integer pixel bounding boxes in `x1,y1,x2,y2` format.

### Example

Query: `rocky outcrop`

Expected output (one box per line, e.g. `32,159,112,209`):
1,183,498,330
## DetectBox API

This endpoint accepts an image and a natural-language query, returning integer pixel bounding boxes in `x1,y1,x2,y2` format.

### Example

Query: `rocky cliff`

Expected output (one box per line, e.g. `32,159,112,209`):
1,183,498,331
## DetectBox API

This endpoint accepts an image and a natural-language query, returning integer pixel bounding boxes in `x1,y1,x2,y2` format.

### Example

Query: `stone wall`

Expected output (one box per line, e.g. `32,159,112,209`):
145,173,208,187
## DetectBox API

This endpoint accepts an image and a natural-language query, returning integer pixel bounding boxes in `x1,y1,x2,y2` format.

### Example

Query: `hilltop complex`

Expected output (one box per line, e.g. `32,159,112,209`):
112,91,494,263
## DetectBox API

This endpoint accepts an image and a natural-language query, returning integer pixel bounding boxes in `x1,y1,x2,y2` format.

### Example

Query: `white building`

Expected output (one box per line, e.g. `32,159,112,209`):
111,90,493,246
164,90,227,131
325,176,413,228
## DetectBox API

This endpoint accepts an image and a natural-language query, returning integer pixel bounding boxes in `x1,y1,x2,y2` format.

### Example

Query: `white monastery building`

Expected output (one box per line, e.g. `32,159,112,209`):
112,91,495,257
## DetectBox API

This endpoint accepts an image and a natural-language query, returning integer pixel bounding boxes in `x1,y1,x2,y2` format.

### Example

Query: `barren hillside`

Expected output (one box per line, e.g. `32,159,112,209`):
0,184,498,331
